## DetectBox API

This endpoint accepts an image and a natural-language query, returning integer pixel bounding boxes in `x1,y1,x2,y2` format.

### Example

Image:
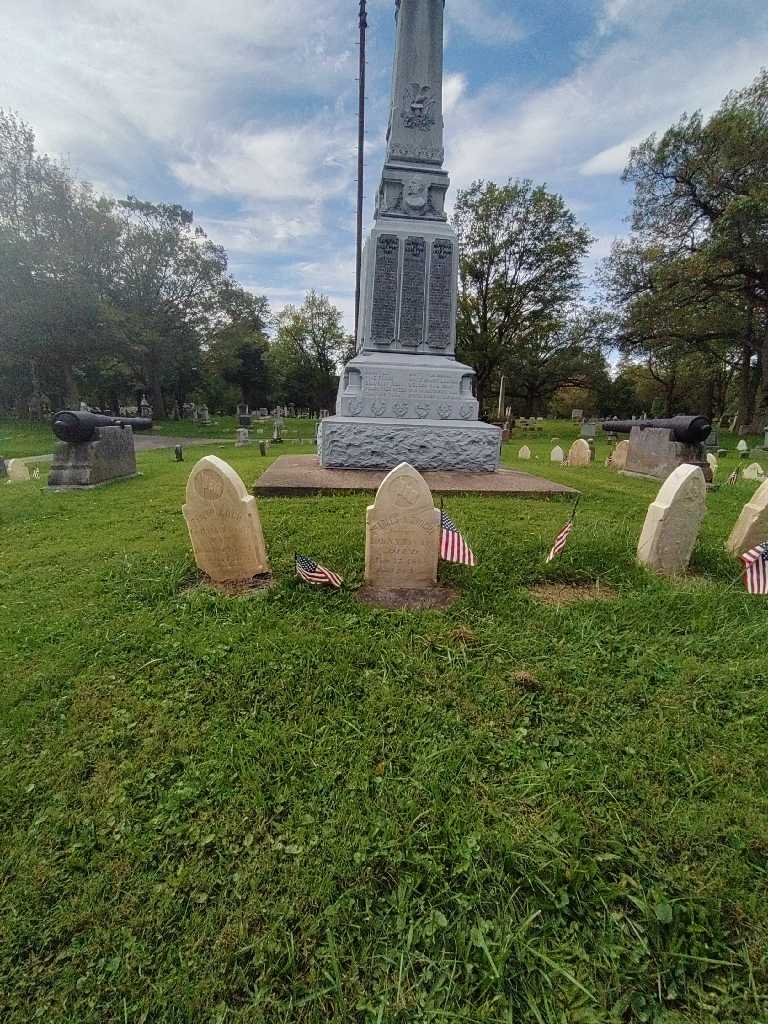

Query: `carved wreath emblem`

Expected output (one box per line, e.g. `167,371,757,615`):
371,401,386,417
415,403,430,419
459,403,474,420
402,83,436,132
348,398,363,417
393,400,408,417
437,403,451,419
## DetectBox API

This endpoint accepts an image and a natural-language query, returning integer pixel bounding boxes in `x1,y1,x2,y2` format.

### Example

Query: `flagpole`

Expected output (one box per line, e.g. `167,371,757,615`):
354,0,368,341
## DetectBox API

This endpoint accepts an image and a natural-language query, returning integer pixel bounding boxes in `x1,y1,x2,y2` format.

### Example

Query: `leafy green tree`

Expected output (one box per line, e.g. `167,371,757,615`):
453,178,593,412
269,292,347,411
616,70,768,422
203,287,272,411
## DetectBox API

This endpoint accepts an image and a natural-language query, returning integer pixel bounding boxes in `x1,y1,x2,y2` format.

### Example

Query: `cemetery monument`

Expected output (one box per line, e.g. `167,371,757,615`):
318,0,501,472
47,410,152,489
603,416,713,482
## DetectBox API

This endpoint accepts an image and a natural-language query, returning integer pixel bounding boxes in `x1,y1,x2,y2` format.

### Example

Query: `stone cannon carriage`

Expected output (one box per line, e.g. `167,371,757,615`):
601,416,713,482
49,410,153,489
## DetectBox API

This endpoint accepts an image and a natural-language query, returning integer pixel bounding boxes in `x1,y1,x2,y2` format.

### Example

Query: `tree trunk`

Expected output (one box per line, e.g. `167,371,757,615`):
61,363,79,408
144,355,166,419
738,343,754,425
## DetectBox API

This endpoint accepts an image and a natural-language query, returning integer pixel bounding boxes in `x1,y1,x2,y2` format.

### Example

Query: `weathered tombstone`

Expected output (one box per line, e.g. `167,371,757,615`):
7,459,30,482
571,409,584,421
742,462,765,481
199,404,210,424
235,428,249,447
727,479,768,556
174,445,184,462
737,439,749,457
637,464,707,576
610,439,630,470
365,463,440,590
580,422,597,439
0,456,7,479
567,439,592,467
706,452,718,476
183,455,269,583
259,441,268,457
550,445,565,463
518,445,531,460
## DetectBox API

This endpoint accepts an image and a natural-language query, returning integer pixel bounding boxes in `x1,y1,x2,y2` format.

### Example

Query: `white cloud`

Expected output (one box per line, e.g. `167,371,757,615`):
443,73,467,115
580,135,645,177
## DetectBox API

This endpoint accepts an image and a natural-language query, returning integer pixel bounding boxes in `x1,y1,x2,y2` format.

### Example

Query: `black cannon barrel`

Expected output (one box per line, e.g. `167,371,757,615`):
601,415,711,445
52,410,153,444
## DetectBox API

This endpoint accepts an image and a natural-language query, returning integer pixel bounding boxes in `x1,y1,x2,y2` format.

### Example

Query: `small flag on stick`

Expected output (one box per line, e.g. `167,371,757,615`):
440,510,476,566
545,498,579,563
740,542,768,595
295,552,343,588
727,468,741,485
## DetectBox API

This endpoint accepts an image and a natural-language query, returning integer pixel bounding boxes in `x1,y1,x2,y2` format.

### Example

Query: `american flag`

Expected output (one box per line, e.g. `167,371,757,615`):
295,553,343,588
740,542,768,595
545,518,575,563
440,511,476,566
727,468,741,485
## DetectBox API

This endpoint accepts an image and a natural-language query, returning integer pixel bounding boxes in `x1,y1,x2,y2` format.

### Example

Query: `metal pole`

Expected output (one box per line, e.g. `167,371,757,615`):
354,0,367,342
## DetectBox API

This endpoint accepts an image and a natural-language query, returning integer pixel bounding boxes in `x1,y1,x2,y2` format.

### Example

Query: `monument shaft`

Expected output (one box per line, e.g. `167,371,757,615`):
319,0,501,472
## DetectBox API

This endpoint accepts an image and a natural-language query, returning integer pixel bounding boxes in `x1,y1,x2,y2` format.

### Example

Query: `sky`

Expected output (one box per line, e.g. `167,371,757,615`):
1,0,767,333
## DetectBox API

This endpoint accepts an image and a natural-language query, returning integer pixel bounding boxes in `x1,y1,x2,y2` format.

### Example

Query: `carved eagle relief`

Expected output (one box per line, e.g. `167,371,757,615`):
402,83,436,132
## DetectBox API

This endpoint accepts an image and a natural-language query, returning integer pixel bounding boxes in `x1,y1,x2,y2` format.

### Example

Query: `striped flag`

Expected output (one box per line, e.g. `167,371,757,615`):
545,518,575,563
440,511,476,566
295,553,343,588
740,542,768,595
727,468,741,485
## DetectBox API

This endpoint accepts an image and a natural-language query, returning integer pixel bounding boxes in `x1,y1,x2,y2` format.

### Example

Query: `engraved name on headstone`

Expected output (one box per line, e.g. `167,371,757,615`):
399,236,427,347
426,238,453,349
370,235,400,345
365,462,440,589
183,455,269,583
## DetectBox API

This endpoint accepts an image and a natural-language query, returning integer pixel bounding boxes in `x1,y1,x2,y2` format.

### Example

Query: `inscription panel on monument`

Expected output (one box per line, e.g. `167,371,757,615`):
370,235,400,346
426,239,454,350
407,373,456,398
399,236,426,347
363,372,396,394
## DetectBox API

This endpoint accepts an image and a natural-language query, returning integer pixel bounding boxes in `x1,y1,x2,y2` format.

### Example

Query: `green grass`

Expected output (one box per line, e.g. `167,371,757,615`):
1,425,767,1023
0,417,319,457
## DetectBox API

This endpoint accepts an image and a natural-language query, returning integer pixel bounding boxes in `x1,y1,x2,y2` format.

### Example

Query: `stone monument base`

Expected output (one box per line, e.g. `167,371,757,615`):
48,425,139,489
319,417,501,472
253,455,578,498
355,584,459,611
623,426,713,483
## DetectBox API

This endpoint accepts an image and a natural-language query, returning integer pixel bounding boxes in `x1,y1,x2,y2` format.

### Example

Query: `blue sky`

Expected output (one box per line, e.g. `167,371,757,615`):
2,0,767,332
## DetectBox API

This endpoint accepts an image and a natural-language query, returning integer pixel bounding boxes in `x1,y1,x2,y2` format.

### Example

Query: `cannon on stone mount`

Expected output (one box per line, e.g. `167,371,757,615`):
601,416,711,446
52,410,153,444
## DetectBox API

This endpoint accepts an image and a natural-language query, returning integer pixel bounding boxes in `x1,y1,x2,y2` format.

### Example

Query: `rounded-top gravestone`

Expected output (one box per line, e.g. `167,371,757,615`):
365,462,440,591
518,445,531,460
637,464,707,576
727,479,768,556
567,439,592,467
183,455,270,584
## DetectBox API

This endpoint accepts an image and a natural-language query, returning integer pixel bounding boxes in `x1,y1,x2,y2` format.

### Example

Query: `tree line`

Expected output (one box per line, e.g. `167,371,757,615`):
1,68,767,426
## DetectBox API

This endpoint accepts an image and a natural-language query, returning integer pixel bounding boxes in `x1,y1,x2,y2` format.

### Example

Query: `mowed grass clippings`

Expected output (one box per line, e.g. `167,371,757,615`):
0,426,767,1024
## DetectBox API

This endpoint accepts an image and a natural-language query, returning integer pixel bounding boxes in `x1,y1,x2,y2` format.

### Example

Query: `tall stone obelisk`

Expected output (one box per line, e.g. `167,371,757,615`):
319,0,501,472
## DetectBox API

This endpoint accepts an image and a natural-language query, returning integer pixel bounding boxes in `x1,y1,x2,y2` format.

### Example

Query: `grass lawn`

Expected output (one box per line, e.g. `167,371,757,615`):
1,423,766,1023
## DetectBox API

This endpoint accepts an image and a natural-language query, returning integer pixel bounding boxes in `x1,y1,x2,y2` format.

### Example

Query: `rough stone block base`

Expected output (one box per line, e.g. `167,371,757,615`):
48,426,138,489
319,417,501,472
624,427,713,483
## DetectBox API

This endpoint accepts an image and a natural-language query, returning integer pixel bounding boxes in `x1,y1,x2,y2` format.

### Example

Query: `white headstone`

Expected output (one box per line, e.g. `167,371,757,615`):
567,439,592,467
518,445,531,460
742,462,765,481
637,464,707,576
365,463,440,590
6,459,30,482
706,452,718,475
737,439,749,454
610,439,630,470
727,479,768,556
183,455,269,583
235,428,250,447
550,446,565,463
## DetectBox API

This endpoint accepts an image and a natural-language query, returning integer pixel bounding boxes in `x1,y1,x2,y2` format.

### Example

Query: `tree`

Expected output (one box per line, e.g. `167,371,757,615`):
110,198,231,418
269,292,348,411
453,178,593,412
617,70,768,423
203,287,272,412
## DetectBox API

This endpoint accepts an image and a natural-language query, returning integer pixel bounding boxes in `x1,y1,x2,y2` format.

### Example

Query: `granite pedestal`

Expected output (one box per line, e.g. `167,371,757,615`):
621,426,712,483
48,425,139,489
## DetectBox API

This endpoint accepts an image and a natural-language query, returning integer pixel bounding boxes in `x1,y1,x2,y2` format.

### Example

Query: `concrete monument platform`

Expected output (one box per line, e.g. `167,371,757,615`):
253,455,577,498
